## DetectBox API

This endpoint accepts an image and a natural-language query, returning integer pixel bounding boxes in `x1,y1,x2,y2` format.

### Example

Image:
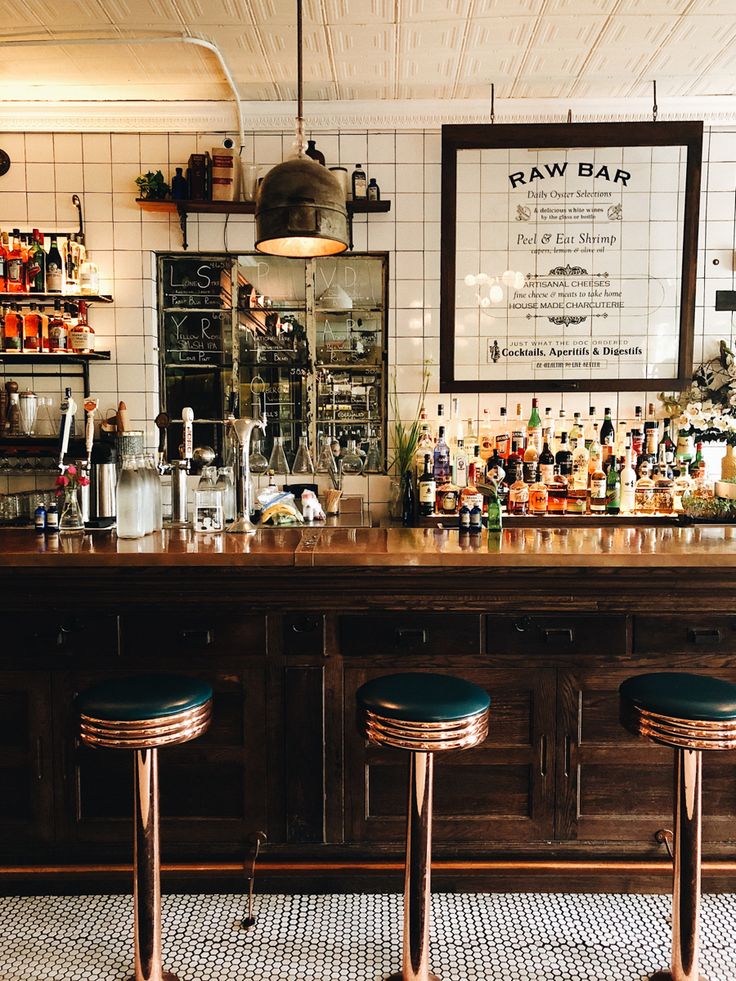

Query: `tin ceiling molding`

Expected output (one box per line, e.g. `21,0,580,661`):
1,97,736,132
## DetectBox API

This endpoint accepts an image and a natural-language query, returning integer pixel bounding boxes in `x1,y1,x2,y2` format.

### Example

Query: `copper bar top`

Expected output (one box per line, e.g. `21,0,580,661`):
1,524,735,568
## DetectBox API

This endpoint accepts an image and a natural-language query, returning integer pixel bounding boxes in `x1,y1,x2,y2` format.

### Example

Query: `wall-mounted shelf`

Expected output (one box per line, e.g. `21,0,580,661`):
0,293,113,306
0,351,111,398
137,198,391,250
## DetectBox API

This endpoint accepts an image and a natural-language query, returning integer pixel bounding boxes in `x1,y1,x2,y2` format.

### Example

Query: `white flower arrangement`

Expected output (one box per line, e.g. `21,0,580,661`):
660,341,736,445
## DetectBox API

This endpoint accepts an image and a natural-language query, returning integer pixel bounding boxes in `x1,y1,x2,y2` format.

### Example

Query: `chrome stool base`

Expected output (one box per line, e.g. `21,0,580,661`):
649,971,708,981
128,973,179,981
388,972,440,981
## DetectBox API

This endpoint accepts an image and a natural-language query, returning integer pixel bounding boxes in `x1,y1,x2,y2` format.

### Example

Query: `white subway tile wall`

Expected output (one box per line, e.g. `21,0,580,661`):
1,126,734,511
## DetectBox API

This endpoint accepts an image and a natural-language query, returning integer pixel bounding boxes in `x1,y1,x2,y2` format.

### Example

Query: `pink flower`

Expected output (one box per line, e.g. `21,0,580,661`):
66,464,77,476
78,477,90,487
55,474,69,487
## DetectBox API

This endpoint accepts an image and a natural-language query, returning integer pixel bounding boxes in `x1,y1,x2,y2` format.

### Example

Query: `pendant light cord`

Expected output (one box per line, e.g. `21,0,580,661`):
294,0,306,156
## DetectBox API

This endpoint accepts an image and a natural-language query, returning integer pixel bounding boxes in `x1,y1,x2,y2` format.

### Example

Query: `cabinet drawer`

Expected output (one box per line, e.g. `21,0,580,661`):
120,614,266,659
283,614,324,656
635,616,736,654
486,615,627,656
340,613,480,656
1,615,118,660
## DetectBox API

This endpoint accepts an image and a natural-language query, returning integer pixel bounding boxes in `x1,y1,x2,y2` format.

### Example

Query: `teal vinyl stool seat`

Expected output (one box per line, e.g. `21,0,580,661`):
620,671,736,981
78,674,213,981
357,673,490,981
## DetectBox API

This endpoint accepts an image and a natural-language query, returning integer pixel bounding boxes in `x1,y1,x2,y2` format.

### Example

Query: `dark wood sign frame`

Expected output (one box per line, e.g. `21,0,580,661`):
440,121,703,393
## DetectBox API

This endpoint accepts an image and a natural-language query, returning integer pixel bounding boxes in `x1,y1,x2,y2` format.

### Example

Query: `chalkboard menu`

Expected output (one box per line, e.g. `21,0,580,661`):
160,256,233,308
163,310,230,366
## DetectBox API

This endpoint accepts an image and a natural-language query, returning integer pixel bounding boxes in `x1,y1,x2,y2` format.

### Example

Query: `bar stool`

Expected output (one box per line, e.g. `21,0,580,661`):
620,671,736,981
77,673,213,981
357,672,490,981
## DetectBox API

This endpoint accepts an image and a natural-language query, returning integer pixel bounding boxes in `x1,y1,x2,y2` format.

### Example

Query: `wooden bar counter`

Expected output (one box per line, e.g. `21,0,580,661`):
1,524,735,894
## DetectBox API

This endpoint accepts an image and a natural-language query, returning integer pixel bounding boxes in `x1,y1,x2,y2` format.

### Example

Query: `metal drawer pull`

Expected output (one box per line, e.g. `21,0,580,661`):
291,618,320,634
395,628,427,647
179,628,213,646
543,627,574,644
687,628,721,644
540,734,548,777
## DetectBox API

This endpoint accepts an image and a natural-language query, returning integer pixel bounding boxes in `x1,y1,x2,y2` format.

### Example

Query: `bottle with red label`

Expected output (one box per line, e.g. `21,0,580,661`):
69,301,95,353
5,230,26,293
48,300,68,352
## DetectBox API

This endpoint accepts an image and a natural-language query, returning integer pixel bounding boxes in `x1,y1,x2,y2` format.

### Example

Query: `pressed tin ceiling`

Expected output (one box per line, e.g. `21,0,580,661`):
0,0,734,103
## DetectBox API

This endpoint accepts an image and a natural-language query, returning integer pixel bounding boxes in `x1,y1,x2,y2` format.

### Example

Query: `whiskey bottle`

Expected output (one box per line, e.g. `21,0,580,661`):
523,441,539,483
495,407,510,459
418,454,436,517
539,441,555,484
3,304,21,351
5,230,25,293
505,439,524,485
555,431,572,477
529,479,548,515
589,461,607,514
48,300,67,351
508,476,529,515
547,470,568,514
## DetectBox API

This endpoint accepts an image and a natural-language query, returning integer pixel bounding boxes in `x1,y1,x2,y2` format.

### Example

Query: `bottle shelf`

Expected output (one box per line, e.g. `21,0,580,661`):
0,293,113,305
0,352,111,364
137,198,391,249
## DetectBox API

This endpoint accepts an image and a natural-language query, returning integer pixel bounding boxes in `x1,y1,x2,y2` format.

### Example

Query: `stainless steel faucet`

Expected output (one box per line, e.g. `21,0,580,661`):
226,414,267,534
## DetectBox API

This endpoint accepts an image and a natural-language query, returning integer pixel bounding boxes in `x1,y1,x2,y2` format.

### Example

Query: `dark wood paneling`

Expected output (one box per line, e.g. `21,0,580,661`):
344,665,556,844
120,613,266,659
487,614,628,657
284,666,325,844
634,615,736,654
340,613,481,657
283,614,325,657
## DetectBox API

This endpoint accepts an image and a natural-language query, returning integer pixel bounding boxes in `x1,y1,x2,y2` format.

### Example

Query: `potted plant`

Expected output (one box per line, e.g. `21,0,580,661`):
387,365,431,521
135,170,170,201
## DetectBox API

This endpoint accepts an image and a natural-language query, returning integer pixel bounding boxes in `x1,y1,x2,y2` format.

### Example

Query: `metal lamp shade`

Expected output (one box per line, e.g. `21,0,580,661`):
255,157,349,257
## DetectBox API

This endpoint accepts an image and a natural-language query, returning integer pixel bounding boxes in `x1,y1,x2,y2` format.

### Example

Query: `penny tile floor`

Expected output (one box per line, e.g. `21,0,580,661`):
0,892,735,980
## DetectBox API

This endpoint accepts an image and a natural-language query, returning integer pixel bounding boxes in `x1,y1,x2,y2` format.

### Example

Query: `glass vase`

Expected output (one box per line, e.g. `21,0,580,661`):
59,486,85,532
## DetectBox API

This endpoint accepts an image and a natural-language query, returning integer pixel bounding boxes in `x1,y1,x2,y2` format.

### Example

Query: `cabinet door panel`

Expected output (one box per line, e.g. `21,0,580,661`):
56,667,266,848
557,663,736,845
0,672,54,846
345,666,556,846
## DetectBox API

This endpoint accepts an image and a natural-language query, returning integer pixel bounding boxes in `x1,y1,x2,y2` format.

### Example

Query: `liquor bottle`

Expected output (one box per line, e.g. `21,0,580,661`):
555,432,572,478
414,423,434,479
587,424,602,475
27,230,46,292
3,303,21,351
589,460,607,514
653,466,675,514
65,234,79,291
529,478,548,515
449,398,464,452
526,398,543,453
505,439,524,485
572,437,590,491
569,411,584,442
46,237,64,293
508,475,529,515
367,178,380,201
0,232,5,291
511,402,525,451
539,441,555,484
620,438,636,514
542,406,555,448
453,437,468,488
495,407,510,459
78,250,100,294
599,407,615,461
644,420,659,459
585,406,597,448
48,300,67,351
689,442,705,481
556,410,567,453
0,304,4,352
69,302,95,352
631,406,644,460
658,418,676,468
547,469,568,513
468,445,483,488
401,468,416,527
433,426,451,482
418,454,436,517
22,303,41,351
479,408,494,460
656,443,673,480
486,481,502,531
634,472,655,514
351,165,367,199
523,441,539,483
464,416,478,448
485,447,506,488
606,458,622,515
673,469,694,512
5,230,25,292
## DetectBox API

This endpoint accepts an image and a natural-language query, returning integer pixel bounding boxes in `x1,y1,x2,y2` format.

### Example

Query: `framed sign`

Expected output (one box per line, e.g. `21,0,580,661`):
440,121,703,392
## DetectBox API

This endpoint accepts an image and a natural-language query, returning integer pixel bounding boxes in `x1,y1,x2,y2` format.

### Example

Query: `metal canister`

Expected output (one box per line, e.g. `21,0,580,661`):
116,430,144,462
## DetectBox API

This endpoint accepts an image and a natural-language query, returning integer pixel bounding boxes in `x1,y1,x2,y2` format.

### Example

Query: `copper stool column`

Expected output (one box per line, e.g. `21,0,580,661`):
78,674,213,981
357,672,491,981
620,671,736,981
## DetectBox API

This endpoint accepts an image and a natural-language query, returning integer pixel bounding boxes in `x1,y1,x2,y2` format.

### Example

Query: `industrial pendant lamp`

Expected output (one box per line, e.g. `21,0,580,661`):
255,0,348,257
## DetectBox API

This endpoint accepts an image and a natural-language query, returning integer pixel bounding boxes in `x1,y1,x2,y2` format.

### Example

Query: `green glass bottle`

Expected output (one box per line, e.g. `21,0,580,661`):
486,481,503,532
606,457,621,515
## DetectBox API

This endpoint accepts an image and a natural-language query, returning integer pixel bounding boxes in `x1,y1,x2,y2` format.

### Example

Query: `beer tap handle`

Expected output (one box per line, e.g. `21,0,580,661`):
58,397,77,471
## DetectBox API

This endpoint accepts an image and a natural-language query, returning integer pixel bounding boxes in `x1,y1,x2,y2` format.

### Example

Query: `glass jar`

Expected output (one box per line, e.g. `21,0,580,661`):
117,456,144,539
194,466,224,532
